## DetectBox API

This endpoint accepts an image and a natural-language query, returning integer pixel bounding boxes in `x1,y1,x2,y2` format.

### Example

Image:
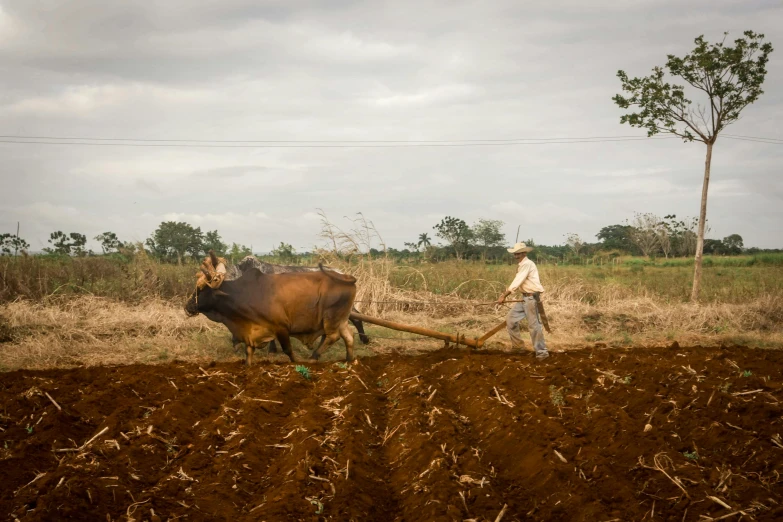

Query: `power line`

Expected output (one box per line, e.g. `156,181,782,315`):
0,133,676,143
0,136,681,148
0,133,779,148
723,136,783,145
2,133,781,144
724,133,783,143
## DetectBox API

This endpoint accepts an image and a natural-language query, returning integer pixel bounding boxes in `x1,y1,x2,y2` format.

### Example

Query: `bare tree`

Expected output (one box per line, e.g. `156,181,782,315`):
628,213,661,258
565,233,585,256
655,221,672,259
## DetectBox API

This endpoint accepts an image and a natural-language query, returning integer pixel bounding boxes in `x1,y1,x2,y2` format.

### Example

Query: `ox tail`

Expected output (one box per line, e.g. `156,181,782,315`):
319,263,357,284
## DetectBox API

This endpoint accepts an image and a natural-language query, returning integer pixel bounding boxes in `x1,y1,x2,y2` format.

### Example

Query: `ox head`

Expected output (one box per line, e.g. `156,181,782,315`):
184,250,228,316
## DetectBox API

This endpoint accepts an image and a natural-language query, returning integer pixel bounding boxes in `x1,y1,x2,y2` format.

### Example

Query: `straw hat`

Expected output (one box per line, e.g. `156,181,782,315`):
507,242,534,254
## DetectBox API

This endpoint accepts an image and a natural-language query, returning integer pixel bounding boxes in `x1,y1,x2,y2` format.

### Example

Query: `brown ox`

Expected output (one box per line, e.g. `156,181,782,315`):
184,252,357,365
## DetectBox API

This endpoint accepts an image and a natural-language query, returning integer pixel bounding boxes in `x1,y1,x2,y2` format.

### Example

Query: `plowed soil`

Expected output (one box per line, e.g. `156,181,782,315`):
2,345,782,521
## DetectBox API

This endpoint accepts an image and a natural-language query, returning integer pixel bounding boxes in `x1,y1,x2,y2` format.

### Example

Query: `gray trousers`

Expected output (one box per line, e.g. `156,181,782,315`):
506,296,547,354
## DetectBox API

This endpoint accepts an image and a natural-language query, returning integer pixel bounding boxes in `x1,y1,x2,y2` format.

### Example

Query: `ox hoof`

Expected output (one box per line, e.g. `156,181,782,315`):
359,335,370,344
309,352,321,361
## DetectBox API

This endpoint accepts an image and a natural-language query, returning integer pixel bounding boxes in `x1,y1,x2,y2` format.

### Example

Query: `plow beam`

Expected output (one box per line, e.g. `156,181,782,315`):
350,313,507,349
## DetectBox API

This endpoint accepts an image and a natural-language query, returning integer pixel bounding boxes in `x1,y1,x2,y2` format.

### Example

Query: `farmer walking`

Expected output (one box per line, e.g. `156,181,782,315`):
497,242,550,360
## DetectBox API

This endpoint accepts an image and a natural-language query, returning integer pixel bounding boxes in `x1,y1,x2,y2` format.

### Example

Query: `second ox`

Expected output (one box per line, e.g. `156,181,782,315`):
185,252,358,365
233,256,369,352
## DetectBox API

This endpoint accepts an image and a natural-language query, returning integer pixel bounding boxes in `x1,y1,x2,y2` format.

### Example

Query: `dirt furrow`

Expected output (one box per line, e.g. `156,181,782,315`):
2,346,782,521
316,360,405,521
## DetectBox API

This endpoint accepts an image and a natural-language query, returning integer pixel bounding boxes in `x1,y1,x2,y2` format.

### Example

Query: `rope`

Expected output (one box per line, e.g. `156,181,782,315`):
354,299,524,306
353,299,526,306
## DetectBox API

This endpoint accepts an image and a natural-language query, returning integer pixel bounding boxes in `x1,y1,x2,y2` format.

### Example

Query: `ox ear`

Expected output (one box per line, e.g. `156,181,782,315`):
212,289,229,297
209,250,219,269
200,267,212,281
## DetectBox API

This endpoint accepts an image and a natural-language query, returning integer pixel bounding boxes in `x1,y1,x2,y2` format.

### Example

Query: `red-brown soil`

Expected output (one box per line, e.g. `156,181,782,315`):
1,345,782,521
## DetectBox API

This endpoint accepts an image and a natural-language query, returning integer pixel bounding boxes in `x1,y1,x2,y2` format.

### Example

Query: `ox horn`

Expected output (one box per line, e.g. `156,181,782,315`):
209,250,220,270
200,266,212,281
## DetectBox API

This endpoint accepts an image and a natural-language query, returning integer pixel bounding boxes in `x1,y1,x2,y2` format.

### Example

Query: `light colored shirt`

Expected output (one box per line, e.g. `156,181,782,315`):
508,257,545,294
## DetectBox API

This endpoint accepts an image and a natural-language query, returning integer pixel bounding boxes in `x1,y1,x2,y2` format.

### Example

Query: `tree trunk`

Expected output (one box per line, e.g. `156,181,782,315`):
177,251,182,266
691,141,713,302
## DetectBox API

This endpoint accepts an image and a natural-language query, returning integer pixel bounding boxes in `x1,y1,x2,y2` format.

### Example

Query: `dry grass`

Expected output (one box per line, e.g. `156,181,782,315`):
0,214,779,372
2,294,780,372
0,297,235,371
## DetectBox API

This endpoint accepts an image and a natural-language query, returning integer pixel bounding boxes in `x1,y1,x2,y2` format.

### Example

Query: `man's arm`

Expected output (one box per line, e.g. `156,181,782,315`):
497,263,531,304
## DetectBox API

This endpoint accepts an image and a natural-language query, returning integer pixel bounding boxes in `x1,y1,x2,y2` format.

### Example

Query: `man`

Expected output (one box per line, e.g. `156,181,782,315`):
497,242,549,360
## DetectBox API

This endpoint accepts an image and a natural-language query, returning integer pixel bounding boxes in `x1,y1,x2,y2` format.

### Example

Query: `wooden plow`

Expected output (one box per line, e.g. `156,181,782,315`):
350,312,507,349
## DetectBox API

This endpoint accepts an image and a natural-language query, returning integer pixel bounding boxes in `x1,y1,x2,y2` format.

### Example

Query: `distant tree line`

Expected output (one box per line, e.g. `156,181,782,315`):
0,221,253,265
392,213,778,263
1,215,780,264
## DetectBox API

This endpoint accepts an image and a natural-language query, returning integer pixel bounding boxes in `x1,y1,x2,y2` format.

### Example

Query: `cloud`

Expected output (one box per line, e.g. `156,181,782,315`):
1,1,782,250
492,201,594,225
372,84,478,107
161,211,269,226
5,83,213,116
710,179,752,198
304,28,417,62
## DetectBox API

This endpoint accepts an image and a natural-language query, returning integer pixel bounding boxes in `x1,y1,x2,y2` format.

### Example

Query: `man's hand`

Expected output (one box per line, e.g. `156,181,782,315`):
497,291,510,305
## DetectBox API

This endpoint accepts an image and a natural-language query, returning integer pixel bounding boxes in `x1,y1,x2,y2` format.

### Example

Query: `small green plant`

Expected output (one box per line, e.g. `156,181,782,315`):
621,375,632,385
583,391,594,418
621,332,633,346
585,333,604,342
4,440,8,449
295,365,311,380
335,362,348,370
719,382,732,393
549,385,565,407
25,424,33,434
629,264,644,274
166,437,178,454
308,498,324,514
742,370,752,378
683,450,699,460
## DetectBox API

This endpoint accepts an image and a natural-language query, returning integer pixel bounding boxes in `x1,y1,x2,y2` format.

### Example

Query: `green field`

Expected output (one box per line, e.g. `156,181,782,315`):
1,252,782,304
389,257,783,303
1,252,781,372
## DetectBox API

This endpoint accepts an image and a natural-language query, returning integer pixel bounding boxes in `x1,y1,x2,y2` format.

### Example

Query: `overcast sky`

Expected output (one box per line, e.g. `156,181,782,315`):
1,0,781,253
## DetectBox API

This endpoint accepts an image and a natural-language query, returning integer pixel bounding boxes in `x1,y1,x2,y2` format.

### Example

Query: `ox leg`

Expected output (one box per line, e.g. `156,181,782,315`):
310,331,341,361
277,332,296,363
246,344,255,366
233,339,246,356
268,339,279,353
350,316,370,344
339,322,356,363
